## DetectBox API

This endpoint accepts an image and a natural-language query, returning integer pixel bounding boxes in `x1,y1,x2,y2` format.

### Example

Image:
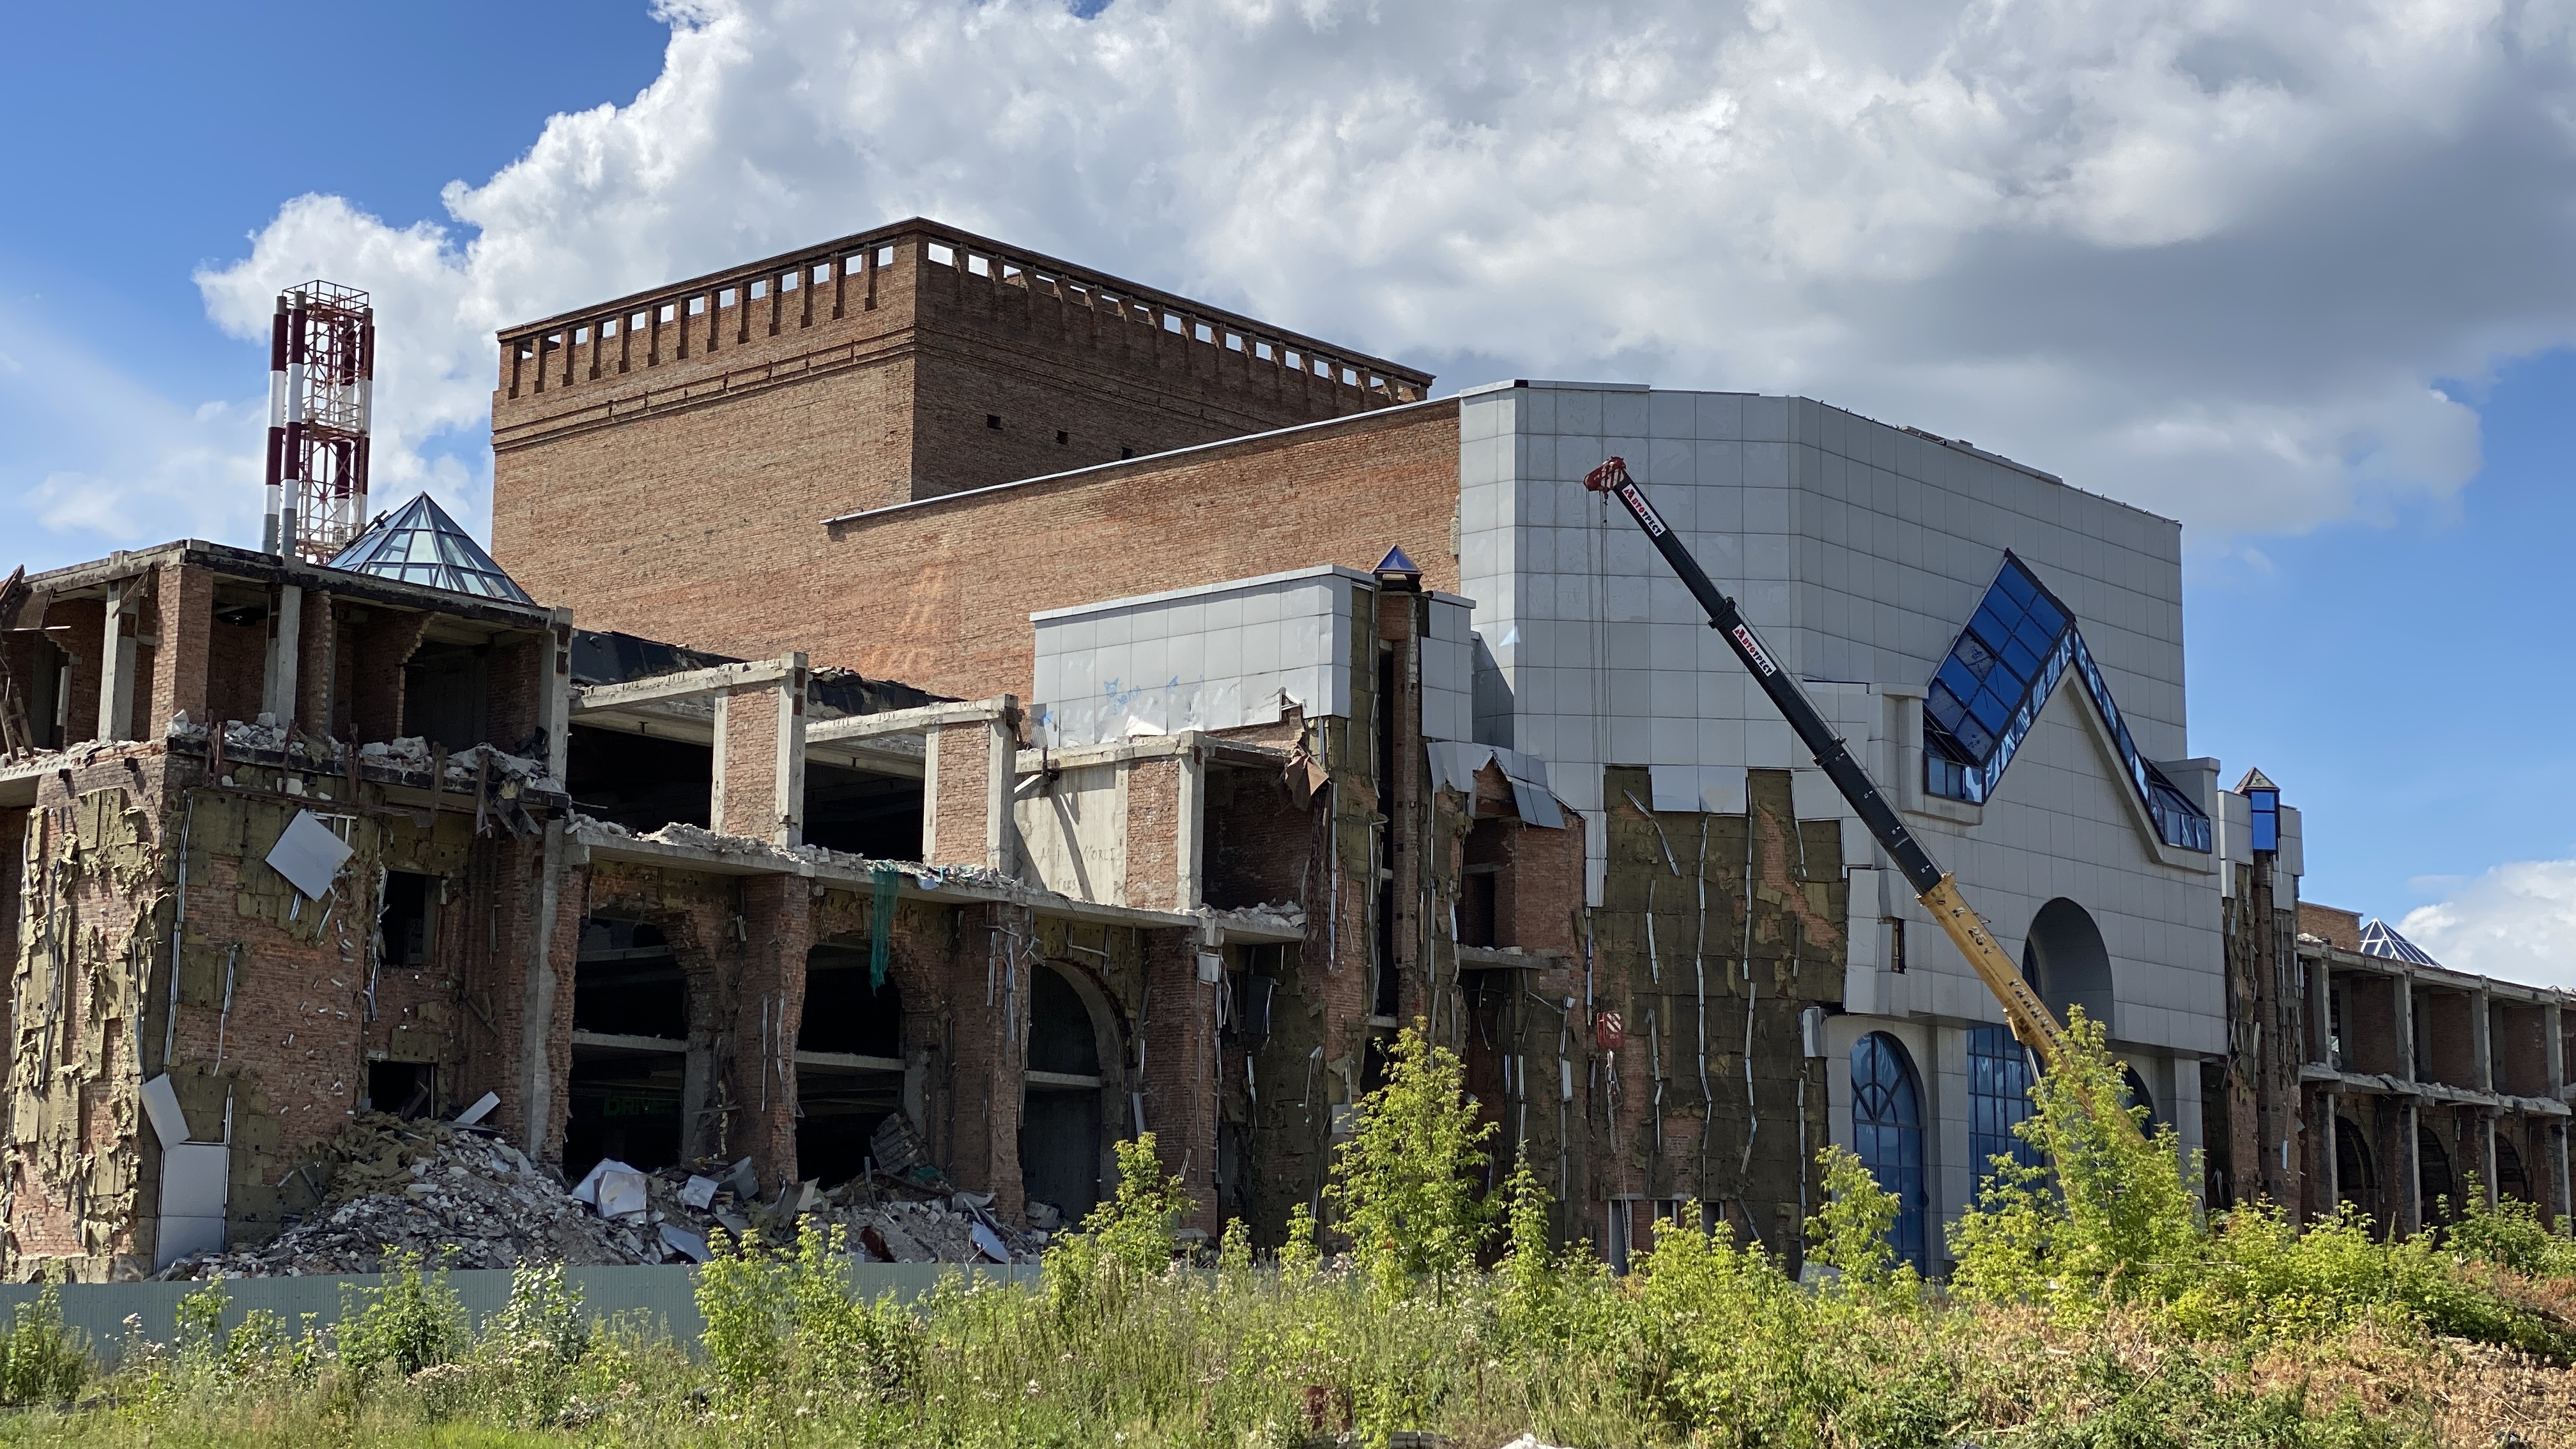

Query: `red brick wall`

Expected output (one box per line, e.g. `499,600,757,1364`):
489,233,1453,699
147,562,213,735
928,720,992,869
714,687,784,839
1124,757,1186,912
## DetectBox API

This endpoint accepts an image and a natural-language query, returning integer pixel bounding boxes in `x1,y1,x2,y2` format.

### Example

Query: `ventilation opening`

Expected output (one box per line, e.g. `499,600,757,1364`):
566,724,712,834
365,1060,435,1119
568,917,689,1181
1119,446,1134,460
797,943,906,1188
986,414,1003,430
1055,430,1069,446
802,758,925,859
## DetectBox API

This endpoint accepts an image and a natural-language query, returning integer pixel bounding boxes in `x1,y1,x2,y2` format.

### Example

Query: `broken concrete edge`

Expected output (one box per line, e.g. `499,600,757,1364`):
567,815,1306,944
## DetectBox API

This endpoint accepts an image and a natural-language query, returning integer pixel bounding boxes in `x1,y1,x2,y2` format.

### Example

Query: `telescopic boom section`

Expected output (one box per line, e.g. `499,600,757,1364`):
1579,456,2143,1144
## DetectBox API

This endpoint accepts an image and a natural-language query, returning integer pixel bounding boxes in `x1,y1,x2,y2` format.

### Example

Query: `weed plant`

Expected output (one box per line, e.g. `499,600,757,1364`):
8,1020,2575,1446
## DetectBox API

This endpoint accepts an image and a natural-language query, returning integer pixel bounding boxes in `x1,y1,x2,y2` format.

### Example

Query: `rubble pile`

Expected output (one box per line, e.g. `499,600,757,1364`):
160,1110,1042,1280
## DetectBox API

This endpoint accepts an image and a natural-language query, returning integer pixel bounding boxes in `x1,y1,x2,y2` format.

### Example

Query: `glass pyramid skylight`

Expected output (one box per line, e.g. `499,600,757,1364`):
327,493,534,604
1923,553,2210,852
2358,919,2440,967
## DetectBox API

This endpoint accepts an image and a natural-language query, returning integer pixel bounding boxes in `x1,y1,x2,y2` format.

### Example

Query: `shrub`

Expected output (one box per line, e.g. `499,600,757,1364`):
698,1227,788,1397
336,1250,465,1379
1949,1009,2204,1312
1326,1020,1498,1299
0,1284,89,1406
1804,1144,1920,1306
1045,1132,1192,1318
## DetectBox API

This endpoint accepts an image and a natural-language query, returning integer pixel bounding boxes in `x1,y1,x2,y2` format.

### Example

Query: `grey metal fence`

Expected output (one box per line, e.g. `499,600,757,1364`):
0,1262,1041,1354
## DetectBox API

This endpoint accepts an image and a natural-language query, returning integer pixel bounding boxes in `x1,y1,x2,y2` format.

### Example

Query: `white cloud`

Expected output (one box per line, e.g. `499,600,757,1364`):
107,0,2576,549
2401,859,2576,990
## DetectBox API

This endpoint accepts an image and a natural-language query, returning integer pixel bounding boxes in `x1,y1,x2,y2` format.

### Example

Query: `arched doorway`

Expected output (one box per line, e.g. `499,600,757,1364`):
1022,964,1117,1227
2335,1117,2377,1225
2419,1127,2457,1223
2023,898,2115,1030
1851,1032,1928,1271
796,942,907,1188
2121,1065,2165,1135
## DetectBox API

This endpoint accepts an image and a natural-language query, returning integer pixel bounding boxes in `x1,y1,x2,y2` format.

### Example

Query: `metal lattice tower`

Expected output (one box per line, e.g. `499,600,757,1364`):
264,280,376,562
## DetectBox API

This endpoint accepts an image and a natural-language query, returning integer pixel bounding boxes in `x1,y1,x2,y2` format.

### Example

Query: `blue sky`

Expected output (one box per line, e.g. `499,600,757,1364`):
4,1,2572,978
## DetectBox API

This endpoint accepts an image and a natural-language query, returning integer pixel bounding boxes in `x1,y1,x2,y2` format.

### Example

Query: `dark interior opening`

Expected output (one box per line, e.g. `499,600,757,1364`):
567,724,712,834
795,943,905,1188
802,759,924,858
1461,818,1512,948
23,638,65,749
573,919,687,1038
402,640,491,751
378,871,432,967
1374,648,1398,1017
365,1060,435,1119
567,916,688,1181
1028,967,1102,1077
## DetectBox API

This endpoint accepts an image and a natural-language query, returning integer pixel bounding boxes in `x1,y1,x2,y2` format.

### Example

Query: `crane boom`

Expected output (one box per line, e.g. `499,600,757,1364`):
1581,457,2143,1147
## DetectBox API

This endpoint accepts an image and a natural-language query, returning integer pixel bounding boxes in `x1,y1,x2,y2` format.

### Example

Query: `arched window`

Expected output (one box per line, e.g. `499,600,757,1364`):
2121,1066,2163,1134
2497,1136,2533,1204
1851,1033,1928,1271
2335,1116,2377,1225
1966,1025,2040,1194
2419,1128,2457,1223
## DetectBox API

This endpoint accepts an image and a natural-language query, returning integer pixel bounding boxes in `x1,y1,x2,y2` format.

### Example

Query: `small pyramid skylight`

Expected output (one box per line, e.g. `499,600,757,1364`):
327,493,534,604
2358,919,2441,967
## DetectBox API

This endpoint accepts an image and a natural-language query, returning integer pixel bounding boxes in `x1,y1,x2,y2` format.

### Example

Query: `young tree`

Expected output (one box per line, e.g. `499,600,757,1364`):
1326,1021,1500,1298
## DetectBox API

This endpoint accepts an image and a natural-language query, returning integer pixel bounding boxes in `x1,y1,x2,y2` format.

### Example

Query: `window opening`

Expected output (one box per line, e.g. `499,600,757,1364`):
2497,1136,2533,1202
378,871,432,968
1850,1032,1928,1271
1921,553,2209,850
400,641,491,753
567,917,689,1180
2248,786,2280,852
1022,964,1108,1223
801,756,924,859
797,942,906,1188
2334,1116,2377,1223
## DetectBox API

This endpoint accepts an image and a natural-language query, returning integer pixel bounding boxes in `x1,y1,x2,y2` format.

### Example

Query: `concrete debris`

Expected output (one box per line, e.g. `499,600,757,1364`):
158,1113,1041,1279
1197,900,1307,933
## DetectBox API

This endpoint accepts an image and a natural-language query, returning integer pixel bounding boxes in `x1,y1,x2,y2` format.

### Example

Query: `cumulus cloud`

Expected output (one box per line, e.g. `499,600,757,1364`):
2401,859,2576,990
135,0,2576,548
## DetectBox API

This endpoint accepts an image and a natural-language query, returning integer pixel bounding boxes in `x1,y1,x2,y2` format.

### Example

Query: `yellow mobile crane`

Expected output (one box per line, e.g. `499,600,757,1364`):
1582,457,2145,1147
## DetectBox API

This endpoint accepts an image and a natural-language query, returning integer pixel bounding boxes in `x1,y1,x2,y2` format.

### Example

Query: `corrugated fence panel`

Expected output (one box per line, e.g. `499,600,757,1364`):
0,1263,1040,1353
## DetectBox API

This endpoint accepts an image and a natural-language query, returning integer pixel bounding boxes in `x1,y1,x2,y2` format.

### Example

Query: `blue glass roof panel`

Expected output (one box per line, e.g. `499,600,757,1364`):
326,493,535,605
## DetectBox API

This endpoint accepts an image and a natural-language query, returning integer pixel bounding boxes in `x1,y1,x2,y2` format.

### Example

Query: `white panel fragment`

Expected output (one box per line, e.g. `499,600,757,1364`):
266,810,352,898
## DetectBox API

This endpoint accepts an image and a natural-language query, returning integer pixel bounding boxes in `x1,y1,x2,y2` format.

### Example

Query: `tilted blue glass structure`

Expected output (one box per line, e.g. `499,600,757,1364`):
1922,553,2211,852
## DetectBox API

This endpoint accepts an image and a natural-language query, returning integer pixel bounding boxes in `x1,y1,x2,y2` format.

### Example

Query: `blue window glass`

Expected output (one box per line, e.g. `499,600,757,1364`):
2248,788,2279,852
1966,1025,2041,1193
1920,553,2211,854
1851,1033,1928,1271
327,493,536,604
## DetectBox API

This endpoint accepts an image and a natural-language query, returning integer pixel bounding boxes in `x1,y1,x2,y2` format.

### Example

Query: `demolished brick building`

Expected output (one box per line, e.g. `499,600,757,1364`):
5,217,2565,1282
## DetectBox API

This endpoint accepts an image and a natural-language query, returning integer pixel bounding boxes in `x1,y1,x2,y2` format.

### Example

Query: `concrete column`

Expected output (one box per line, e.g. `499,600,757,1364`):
732,875,812,1196
774,656,806,848
2479,1114,2501,1210
95,579,136,742
2472,987,2494,1092
2311,1089,2339,1223
2552,1121,2573,1230
261,584,302,726
539,609,574,786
